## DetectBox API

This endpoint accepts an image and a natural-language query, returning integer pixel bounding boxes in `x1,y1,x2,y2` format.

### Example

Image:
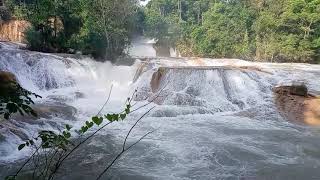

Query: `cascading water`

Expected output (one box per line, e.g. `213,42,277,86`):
0,46,139,163
1,41,320,180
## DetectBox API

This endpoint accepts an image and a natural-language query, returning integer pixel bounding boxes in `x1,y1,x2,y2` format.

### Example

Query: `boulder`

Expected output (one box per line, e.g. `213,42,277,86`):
273,84,308,97
47,92,84,102
273,85,320,125
0,71,19,121
0,71,20,98
150,67,167,93
0,123,29,140
133,62,147,82
0,102,77,142
0,71,18,86
75,91,85,99
12,102,77,121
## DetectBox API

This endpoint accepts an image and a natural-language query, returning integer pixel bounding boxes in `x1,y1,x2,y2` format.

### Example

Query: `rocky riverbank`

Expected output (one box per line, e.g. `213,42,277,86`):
274,85,320,125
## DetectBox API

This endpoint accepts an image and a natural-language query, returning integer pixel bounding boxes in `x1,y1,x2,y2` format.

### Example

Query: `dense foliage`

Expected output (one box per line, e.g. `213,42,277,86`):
0,6,11,23
144,0,320,63
5,0,142,60
5,0,320,62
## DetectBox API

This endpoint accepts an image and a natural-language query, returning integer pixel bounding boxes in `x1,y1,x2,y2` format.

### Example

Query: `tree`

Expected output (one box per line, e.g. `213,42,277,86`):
144,0,320,63
78,0,139,60
190,2,251,58
7,0,142,60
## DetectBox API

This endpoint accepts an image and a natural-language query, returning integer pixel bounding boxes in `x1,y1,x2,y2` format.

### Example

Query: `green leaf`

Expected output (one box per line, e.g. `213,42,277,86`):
125,104,131,114
66,124,72,131
86,121,94,128
63,131,71,139
92,116,103,125
120,113,126,120
5,175,16,180
113,114,119,121
42,142,50,148
105,114,113,121
81,126,88,133
18,144,25,151
6,103,17,113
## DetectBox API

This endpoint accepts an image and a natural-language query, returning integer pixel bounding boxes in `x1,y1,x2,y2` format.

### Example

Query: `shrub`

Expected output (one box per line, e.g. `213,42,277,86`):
0,6,11,23
24,27,43,51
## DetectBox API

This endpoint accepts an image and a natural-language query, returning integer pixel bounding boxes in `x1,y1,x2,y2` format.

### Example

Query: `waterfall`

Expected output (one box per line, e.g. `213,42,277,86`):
0,47,139,162
2,42,320,179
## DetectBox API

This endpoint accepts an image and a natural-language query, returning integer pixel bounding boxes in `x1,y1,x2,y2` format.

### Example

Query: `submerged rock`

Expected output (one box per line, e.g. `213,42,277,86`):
0,49,76,90
47,92,85,102
0,102,77,142
12,102,77,121
0,123,29,140
273,85,320,125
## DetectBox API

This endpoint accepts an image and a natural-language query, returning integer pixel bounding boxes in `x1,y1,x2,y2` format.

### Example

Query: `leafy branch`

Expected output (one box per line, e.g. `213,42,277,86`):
0,81,42,120
6,84,164,180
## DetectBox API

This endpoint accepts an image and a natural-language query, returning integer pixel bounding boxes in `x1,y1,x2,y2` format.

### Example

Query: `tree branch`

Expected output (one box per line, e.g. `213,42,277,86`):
123,106,155,151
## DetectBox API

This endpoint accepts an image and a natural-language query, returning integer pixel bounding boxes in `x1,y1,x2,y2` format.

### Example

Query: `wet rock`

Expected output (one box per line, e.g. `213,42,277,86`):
0,71,17,83
231,99,245,110
47,95,73,102
0,102,77,144
0,102,77,142
170,93,204,106
32,103,77,120
47,92,85,102
0,133,5,142
273,85,320,125
0,49,76,90
8,127,29,140
133,62,148,82
273,84,308,97
12,102,77,121
185,86,200,96
75,92,85,99
148,90,172,105
0,123,29,140
0,71,18,95
150,67,167,93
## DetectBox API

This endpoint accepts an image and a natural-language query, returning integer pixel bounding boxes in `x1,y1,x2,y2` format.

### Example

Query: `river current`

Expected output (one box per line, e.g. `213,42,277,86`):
1,37,320,180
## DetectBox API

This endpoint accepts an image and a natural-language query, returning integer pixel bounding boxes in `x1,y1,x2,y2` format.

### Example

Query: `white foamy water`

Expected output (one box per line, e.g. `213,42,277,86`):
1,41,320,180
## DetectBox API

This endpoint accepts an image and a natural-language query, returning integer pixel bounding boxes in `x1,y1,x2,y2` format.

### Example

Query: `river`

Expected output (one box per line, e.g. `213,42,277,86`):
1,38,320,180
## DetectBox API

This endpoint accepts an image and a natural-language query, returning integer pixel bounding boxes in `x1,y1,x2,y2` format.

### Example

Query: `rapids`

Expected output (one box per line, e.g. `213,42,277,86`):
1,39,320,180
